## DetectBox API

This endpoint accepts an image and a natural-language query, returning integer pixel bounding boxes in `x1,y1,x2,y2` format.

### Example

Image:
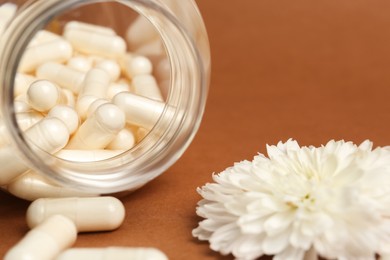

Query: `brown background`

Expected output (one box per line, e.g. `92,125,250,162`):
2,0,390,259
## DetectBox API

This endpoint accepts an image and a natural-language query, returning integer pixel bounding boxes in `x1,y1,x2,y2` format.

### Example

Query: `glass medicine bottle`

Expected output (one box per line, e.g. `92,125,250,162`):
0,0,210,199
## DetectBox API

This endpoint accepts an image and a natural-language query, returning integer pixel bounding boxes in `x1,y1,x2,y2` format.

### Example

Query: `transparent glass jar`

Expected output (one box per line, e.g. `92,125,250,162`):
0,0,210,199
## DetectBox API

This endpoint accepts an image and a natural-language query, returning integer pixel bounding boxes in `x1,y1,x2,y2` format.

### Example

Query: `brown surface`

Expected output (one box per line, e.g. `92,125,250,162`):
2,0,390,259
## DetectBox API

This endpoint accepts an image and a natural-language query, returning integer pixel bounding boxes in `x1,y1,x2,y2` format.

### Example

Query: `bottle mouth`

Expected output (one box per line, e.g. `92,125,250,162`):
0,0,209,193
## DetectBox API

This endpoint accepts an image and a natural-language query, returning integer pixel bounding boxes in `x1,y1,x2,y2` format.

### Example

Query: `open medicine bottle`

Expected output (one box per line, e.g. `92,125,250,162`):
0,0,210,199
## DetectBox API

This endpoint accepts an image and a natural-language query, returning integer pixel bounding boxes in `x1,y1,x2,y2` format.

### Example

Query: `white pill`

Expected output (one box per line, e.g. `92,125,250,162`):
27,80,66,112
56,247,168,260
16,111,44,131
7,171,99,201
48,105,79,134
132,74,163,101
25,117,70,153
4,215,77,260
28,30,62,47
95,59,121,82
14,73,36,96
67,103,125,149
36,62,85,94
0,117,69,185
67,56,92,72
107,80,131,100
113,92,168,130
14,100,31,113
19,39,73,73
87,55,105,65
64,29,126,58
126,15,159,49
62,89,76,107
0,112,39,146
134,38,165,56
27,197,125,232
0,146,30,185
121,54,153,79
78,68,111,99
64,21,116,36
75,67,110,118
86,98,109,118
14,93,28,103
76,95,99,120
106,128,136,150
0,3,17,35
56,149,124,162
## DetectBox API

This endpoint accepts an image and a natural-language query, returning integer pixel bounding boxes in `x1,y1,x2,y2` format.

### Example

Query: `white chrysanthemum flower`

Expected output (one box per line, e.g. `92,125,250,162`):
193,139,390,260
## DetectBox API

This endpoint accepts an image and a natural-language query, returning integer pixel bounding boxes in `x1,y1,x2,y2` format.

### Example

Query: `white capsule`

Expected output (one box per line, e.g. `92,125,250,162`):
0,3,17,35
121,54,153,79
64,21,116,36
76,95,99,120
0,111,43,146
36,62,85,94
86,98,109,118
75,68,110,118
7,171,99,201
134,38,165,56
106,128,136,150
78,68,111,99
0,117,69,185
113,92,169,130
4,215,77,260
56,247,168,260
48,105,79,134
24,117,70,153
67,56,93,72
64,29,126,58
56,149,124,162
27,80,67,112
14,73,37,96
16,111,44,131
0,112,43,147
14,93,28,103
19,39,73,73
14,100,31,113
87,55,105,65
107,80,131,100
67,103,125,149
28,30,62,47
132,74,163,101
62,89,76,107
27,197,125,232
126,15,159,49
0,147,30,185
95,59,121,82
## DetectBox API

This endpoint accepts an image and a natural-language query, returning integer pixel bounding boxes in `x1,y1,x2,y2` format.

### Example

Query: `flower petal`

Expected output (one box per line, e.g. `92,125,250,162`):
273,246,305,260
263,211,294,236
262,231,290,254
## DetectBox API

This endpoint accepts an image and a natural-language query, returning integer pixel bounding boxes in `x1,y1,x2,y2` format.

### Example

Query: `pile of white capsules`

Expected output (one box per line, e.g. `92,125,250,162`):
1,3,169,260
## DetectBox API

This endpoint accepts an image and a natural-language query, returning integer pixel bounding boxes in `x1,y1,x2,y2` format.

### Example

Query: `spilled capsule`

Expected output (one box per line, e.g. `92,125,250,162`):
56,247,168,260
27,196,125,232
5,215,77,260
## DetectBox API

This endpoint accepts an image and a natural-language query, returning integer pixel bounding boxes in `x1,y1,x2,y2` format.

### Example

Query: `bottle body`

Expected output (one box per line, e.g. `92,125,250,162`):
0,0,210,197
